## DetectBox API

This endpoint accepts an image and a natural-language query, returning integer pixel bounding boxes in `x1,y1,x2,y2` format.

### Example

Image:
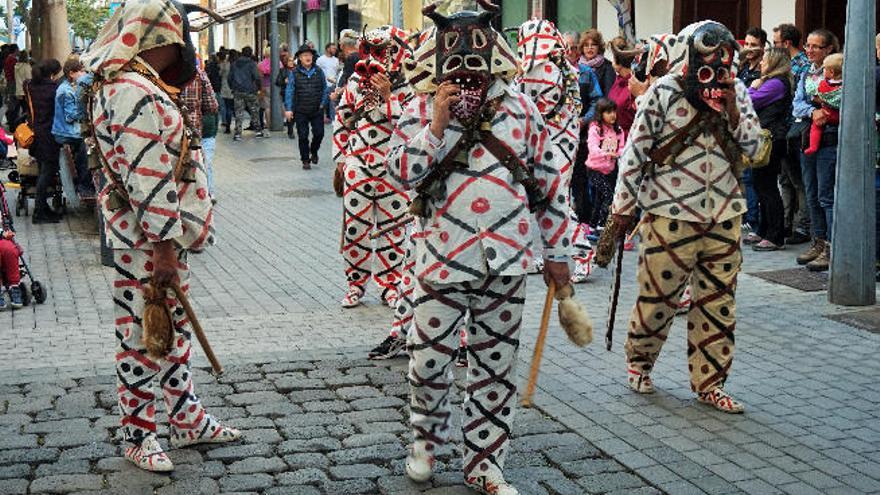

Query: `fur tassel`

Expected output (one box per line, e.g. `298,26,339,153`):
555,284,593,347
142,284,174,359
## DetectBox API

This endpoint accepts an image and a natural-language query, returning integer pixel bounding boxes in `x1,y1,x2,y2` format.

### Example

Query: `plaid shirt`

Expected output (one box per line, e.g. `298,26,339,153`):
181,68,219,137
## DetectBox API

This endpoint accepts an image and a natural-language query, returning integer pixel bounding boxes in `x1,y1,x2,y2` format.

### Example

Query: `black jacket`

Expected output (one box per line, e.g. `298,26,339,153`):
291,66,326,116
756,77,793,140
593,59,616,97
25,79,60,164
228,57,260,94
205,60,222,92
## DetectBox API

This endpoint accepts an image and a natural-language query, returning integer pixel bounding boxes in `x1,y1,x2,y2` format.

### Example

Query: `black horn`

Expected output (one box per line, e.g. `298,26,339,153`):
182,3,226,23
476,0,500,12
422,3,449,28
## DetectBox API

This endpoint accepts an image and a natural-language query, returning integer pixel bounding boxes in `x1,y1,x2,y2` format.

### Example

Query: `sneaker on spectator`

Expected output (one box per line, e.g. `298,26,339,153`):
368,335,406,360
797,239,825,265
233,133,242,141
8,285,23,309
0,294,7,311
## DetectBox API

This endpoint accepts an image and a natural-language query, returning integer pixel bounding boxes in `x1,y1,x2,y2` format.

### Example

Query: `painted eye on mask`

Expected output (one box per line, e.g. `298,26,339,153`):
697,66,715,84
716,66,730,81
444,31,460,51
720,46,732,64
471,29,488,49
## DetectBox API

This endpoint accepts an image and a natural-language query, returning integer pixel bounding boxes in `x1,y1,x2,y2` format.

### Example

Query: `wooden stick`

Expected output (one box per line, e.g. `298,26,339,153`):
370,215,414,240
521,282,556,408
172,285,223,376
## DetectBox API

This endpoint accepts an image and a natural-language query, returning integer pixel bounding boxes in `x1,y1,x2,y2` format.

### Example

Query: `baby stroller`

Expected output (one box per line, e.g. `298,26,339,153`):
0,179,47,305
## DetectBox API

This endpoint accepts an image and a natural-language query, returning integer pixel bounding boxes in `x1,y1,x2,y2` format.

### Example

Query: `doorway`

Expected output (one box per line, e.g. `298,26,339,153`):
796,0,880,45
674,0,762,39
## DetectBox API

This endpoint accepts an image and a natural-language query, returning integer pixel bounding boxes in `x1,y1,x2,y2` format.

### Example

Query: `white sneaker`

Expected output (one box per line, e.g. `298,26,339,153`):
405,441,434,483
465,474,520,495
170,422,241,448
124,434,174,472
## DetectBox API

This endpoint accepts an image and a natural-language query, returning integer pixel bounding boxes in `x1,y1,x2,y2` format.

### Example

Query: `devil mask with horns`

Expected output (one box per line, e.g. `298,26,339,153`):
353,25,412,111
82,0,225,87
680,21,739,113
407,0,517,122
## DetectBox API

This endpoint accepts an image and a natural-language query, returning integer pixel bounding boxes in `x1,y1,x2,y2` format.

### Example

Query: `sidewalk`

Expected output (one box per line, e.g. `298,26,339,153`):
0,129,878,494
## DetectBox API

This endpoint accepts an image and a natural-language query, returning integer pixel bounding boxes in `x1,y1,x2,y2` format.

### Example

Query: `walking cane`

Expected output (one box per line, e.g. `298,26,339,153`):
521,282,556,408
171,285,224,376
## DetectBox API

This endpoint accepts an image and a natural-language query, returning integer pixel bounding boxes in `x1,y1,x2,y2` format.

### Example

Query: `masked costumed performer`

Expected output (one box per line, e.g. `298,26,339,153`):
513,19,585,281
81,0,240,471
387,3,571,493
609,21,763,413
334,25,413,309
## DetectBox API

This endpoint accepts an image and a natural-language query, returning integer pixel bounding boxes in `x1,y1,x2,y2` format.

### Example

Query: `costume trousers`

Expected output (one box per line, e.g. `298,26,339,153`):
0,239,21,286
408,275,525,481
341,164,408,296
624,214,742,393
294,112,324,161
233,92,261,134
390,236,416,339
113,248,219,445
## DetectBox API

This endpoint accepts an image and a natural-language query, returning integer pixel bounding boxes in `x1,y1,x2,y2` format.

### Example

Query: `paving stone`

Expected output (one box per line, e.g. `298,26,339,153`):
58,443,117,461
227,417,275,429
23,419,91,434
246,402,303,417
511,432,586,453
375,475,430,494
205,443,273,461
302,400,351,413
240,428,284,444
43,428,107,448
288,390,338,403
283,453,330,470
356,421,409,434
276,468,329,486
33,460,91,477
275,378,326,392
0,434,38,450
280,426,330,440
543,444,602,464
233,381,274,392
155,478,219,495
225,391,286,406
578,472,648,494
278,437,342,454
326,424,358,438
29,474,104,493
329,464,391,479
106,469,173,489
335,386,383,400
262,362,316,374
169,461,225,480
348,397,406,411
328,444,405,464
264,487,321,495
218,474,274,492
0,448,59,466
0,479,27,495
227,456,287,474
275,413,338,428
0,415,31,428
338,408,403,424
321,479,376,494
0,465,29,480
342,433,400,449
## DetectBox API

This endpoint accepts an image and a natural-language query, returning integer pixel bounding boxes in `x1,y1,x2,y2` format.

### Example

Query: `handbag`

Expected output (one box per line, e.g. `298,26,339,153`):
13,88,34,149
743,129,773,169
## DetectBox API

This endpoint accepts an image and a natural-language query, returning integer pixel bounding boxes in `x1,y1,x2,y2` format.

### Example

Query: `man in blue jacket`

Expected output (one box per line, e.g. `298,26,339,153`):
284,44,328,170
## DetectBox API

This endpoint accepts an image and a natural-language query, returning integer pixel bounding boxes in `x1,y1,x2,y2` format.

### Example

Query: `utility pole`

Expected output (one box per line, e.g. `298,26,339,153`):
269,0,283,132
830,0,877,306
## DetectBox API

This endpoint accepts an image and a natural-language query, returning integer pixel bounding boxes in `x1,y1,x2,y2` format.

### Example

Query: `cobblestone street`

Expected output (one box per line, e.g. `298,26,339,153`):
1,131,879,494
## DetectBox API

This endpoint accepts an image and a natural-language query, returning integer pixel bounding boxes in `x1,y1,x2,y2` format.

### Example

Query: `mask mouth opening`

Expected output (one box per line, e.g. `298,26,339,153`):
441,69,490,121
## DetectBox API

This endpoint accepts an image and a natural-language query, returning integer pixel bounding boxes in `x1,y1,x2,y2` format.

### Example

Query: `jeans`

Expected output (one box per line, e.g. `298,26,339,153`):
295,112,324,161
55,137,93,194
800,145,837,241
752,141,786,245
742,168,760,228
222,98,234,127
325,95,336,122
202,137,216,196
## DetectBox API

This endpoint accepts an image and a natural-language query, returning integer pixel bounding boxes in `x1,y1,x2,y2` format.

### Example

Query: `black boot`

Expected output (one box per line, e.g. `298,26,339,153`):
33,207,61,224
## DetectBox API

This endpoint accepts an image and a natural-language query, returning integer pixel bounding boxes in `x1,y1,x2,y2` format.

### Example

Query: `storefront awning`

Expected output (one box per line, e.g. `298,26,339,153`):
189,0,273,31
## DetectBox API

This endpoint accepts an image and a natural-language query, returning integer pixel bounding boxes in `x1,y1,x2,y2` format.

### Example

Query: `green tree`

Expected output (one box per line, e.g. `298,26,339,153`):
66,0,109,42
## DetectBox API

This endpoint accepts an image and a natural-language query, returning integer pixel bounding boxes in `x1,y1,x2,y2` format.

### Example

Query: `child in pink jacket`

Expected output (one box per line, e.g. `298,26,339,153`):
586,98,625,228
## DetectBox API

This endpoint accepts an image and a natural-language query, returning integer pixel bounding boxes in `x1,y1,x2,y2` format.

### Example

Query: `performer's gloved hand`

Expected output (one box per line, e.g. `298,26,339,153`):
543,260,570,290
151,240,180,288
372,73,392,101
430,81,461,140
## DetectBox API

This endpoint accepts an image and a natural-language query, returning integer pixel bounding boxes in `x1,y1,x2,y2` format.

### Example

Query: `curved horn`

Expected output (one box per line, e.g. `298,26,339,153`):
608,40,643,60
693,29,720,55
476,0,500,12
182,3,226,23
422,3,449,28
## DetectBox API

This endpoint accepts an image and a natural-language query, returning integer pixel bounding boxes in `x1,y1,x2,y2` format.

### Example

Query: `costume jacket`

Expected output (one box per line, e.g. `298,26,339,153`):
611,75,762,223
92,60,214,251
387,80,570,284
